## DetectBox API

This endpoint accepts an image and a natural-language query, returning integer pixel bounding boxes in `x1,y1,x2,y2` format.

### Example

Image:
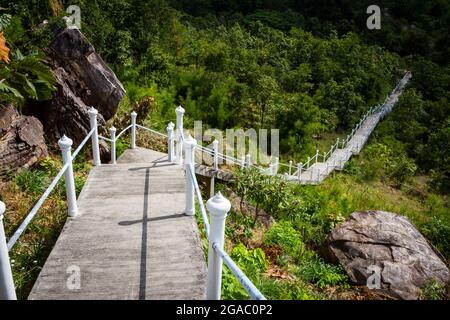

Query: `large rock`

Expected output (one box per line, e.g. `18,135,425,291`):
325,211,450,299
0,104,48,176
26,27,125,157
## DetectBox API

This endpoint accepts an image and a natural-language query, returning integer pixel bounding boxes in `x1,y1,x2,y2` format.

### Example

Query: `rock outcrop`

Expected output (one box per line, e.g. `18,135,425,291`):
0,104,48,176
0,27,124,175
325,211,450,299
26,26,125,157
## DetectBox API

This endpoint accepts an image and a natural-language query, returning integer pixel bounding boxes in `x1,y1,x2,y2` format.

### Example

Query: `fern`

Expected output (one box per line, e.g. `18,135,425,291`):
0,14,11,31
1,55,55,104
0,80,24,99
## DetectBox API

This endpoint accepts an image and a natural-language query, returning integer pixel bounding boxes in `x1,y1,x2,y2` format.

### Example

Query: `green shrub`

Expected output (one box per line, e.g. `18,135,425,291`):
419,279,447,300
294,253,348,289
230,243,268,276
420,216,450,260
221,243,268,300
15,169,49,196
264,221,304,258
258,277,324,300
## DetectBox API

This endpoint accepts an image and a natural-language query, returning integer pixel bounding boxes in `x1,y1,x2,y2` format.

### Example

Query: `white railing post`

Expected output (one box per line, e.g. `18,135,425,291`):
307,156,311,169
0,202,17,300
88,107,101,166
206,192,231,300
58,135,78,217
184,135,196,216
317,168,321,183
176,106,185,164
336,138,340,150
110,127,117,165
315,149,319,164
310,167,314,180
130,111,137,149
167,122,175,163
213,140,219,170
240,156,245,168
288,160,292,175
323,152,326,162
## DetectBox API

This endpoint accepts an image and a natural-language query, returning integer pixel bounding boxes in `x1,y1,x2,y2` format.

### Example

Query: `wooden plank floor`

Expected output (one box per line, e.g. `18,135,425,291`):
28,148,207,300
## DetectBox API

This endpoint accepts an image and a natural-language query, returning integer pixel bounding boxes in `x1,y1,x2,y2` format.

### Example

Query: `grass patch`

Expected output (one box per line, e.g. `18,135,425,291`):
0,151,92,299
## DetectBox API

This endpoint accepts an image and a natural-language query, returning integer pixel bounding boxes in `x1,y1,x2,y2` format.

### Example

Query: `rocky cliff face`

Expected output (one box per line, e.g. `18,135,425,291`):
0,27,125,176
26,27,125,151
0,104,48,176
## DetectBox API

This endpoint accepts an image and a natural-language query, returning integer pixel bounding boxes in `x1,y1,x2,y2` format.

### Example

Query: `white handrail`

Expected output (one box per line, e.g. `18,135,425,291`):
72,129,95,159
213,243,266,300
115,124,133,141
7,128,95,251
7,161,70,251
135,124,167,137
186,166,210,237
98,135,113,143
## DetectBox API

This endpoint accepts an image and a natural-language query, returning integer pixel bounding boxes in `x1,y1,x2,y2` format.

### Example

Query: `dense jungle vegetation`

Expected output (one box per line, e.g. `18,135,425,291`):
0,0,449,299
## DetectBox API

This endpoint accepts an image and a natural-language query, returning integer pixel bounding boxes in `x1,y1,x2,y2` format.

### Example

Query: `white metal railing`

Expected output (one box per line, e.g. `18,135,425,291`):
177,119,266,300
0,113,100,299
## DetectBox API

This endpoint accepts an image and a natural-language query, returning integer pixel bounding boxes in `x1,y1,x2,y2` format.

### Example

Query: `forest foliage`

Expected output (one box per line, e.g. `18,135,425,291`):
1,0,449,300
2,0,448,192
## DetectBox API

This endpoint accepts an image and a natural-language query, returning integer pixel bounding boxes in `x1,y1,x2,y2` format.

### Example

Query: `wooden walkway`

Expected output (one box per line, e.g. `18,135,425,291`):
29,148,207,300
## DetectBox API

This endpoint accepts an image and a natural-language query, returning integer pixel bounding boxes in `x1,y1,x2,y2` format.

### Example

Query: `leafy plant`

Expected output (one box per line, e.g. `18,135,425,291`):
221,243,268,299
294,254,348,289
0,14,55,106
419,279,447,300
264,221,304,258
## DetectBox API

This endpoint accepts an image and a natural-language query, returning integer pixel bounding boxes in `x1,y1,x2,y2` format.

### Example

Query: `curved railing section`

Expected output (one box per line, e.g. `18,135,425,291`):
179,126,266,300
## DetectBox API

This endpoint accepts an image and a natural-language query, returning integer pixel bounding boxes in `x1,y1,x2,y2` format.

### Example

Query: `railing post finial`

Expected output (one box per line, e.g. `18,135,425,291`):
0,202,17,300
58,135,78,217
206,192,231,300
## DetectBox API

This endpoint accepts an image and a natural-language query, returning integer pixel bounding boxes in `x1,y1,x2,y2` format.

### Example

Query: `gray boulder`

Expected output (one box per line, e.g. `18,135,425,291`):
326,210,449,299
